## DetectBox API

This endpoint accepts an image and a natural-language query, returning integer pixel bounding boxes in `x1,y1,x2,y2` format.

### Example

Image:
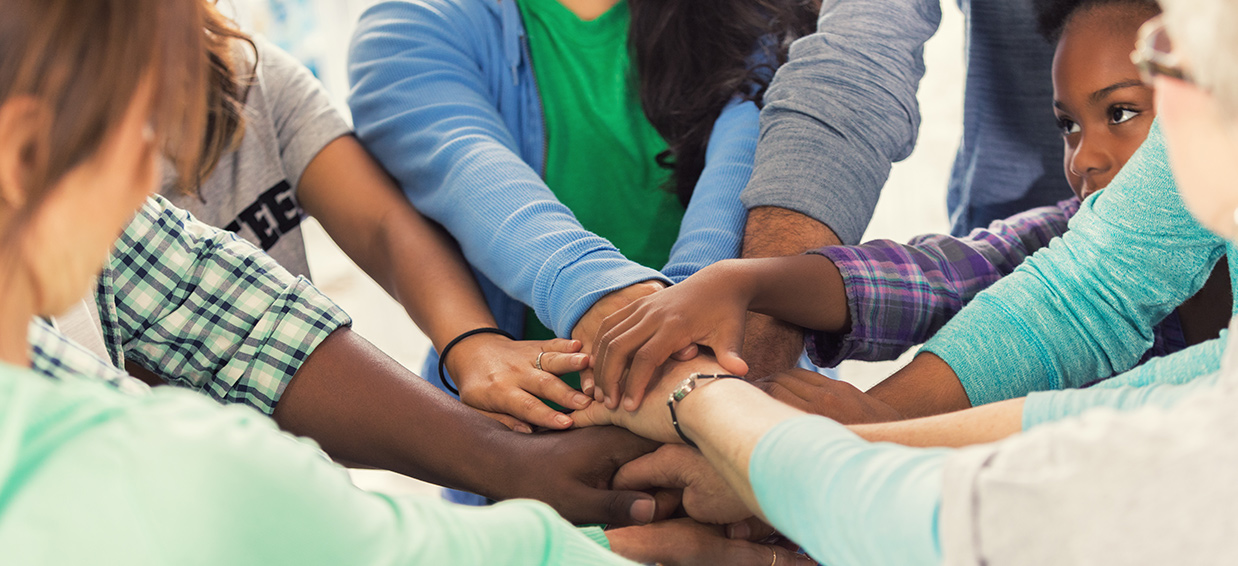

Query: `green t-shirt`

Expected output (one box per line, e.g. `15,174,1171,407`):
517,0,685,352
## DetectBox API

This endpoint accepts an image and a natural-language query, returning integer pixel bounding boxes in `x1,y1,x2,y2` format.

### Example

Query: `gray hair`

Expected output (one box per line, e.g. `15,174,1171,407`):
1159,0,1238,118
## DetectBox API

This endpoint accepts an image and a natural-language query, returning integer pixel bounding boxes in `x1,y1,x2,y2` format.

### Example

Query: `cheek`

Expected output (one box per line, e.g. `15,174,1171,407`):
1063,143,1084,199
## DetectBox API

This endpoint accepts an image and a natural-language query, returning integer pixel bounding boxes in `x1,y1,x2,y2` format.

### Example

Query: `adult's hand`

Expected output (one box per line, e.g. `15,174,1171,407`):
606,518,816,566
614,444,752,524
572,280,667,397
755,368,902,425
573,356,728,444
502,426,662,526
591,261,752,412
447,334,593,431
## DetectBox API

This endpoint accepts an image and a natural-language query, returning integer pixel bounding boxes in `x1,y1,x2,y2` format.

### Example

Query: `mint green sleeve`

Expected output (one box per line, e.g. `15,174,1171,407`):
0,370,633,566
922,122,1228,406
1022,333,1226,429
749,415,945,566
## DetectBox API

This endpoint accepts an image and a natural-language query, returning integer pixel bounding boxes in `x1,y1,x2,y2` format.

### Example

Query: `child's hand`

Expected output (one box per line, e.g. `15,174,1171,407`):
446,335,594,432
590,262,752,411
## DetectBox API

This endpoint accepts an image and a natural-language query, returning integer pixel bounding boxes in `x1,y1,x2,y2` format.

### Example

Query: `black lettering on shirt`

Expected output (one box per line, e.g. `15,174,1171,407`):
226,180,303,251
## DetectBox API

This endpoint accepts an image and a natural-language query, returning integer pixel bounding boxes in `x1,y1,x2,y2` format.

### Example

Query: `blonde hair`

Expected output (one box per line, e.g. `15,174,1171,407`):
0,0,210,198
1160,0,1238,119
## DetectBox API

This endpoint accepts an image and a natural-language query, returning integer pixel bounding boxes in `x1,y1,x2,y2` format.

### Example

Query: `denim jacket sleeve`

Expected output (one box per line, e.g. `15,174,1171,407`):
347,0,670,336
740,0,942,244
661,96,756,283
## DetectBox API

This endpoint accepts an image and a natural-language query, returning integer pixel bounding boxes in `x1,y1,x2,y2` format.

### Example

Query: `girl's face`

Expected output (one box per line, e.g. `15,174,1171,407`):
11,81,160,317
1052,5,1158,201
1158,77,1238,239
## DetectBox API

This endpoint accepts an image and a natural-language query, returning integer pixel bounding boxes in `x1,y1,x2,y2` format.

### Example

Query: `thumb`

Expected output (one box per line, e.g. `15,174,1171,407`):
569,402,615,429
614,448,690,492
712,328,749,377
578,485,659,527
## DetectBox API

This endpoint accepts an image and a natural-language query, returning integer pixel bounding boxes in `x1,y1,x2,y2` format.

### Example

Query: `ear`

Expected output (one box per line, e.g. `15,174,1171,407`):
0,96,47,210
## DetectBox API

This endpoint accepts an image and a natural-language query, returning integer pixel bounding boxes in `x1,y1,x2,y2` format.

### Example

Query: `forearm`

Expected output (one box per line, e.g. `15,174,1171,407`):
678,379,944,565
742,255,850,332
273,328,518,498
867,351,972,418
298,136,497,351
740,207,842,375
850,397,1025,448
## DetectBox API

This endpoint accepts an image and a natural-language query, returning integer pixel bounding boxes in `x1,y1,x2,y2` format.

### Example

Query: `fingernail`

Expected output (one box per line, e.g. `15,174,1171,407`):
594,389,605,402
515,424,533,434
603,396,614,408
796,555,815,566
554,414,573,427
572,354,588,365
629,498,655,524
572,393,592,408
727,522,751,539
622,396,637,411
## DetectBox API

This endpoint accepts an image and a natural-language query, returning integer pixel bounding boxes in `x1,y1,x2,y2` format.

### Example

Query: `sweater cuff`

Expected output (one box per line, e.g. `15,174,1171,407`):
578,526,611,550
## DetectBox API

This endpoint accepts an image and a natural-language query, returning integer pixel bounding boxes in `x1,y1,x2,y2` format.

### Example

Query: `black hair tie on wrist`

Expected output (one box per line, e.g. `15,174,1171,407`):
437,327,515,395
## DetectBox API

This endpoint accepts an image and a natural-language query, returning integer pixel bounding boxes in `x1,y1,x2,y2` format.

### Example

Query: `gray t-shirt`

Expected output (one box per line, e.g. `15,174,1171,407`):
941,319,1238,564
163,36,351,278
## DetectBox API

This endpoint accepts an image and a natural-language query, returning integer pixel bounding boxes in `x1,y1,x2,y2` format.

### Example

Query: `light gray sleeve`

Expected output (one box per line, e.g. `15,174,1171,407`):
740,0,942,244
252,36,352,190
940,379,1238,565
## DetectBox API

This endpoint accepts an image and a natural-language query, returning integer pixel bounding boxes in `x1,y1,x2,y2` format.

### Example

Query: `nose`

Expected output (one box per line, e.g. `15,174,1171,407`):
1069,133,1115,192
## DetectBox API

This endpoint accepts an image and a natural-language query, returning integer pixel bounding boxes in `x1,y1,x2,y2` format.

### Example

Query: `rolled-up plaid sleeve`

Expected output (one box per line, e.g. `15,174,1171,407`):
805,199,1077,368
98,195,351,414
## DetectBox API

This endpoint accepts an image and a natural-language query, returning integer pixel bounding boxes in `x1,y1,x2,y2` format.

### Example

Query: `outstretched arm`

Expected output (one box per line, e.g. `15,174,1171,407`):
298,135,591,430
736,0,944,378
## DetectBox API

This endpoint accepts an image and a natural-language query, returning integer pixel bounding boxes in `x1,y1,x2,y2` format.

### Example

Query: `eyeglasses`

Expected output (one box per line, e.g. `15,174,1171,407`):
1131,16,1193,86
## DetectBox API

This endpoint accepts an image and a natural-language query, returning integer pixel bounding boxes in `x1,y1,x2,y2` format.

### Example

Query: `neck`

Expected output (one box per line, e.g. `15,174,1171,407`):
0,246,35,367
555,0,621,20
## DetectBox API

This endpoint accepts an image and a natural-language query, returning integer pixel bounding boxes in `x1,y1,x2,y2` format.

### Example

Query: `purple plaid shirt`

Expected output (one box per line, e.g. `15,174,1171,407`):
806,197,1186,368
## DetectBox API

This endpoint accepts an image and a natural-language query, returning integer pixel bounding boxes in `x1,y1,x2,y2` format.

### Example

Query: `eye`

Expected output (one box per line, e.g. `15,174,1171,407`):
1109,107,1141,125
1056,116,1080,137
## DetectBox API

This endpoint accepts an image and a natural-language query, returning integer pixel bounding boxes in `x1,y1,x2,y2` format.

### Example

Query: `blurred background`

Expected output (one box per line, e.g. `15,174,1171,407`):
221,0,964,494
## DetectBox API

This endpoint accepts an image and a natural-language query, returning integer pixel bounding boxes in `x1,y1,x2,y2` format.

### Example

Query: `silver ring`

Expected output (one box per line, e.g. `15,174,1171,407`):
535,351,546,372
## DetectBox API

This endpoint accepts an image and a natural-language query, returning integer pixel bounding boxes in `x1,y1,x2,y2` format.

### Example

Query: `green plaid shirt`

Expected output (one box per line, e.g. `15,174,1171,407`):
28,195,351,415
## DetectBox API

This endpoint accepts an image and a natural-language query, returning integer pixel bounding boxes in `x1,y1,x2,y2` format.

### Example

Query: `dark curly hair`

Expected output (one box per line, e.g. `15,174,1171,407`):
629,0,820,206
1033,0,1160,42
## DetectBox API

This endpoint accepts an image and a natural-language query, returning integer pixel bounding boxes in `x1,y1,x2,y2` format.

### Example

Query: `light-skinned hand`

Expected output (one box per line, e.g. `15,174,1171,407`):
448,334,593,431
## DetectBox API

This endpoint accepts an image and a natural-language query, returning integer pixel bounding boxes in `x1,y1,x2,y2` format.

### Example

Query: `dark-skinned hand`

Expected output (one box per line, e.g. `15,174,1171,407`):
755,368,902,424
503,426,664,526
590,263,750,411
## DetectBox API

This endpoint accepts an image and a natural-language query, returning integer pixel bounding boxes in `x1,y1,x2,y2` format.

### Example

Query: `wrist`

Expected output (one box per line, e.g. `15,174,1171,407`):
676,377,753,447
442,331,511,384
